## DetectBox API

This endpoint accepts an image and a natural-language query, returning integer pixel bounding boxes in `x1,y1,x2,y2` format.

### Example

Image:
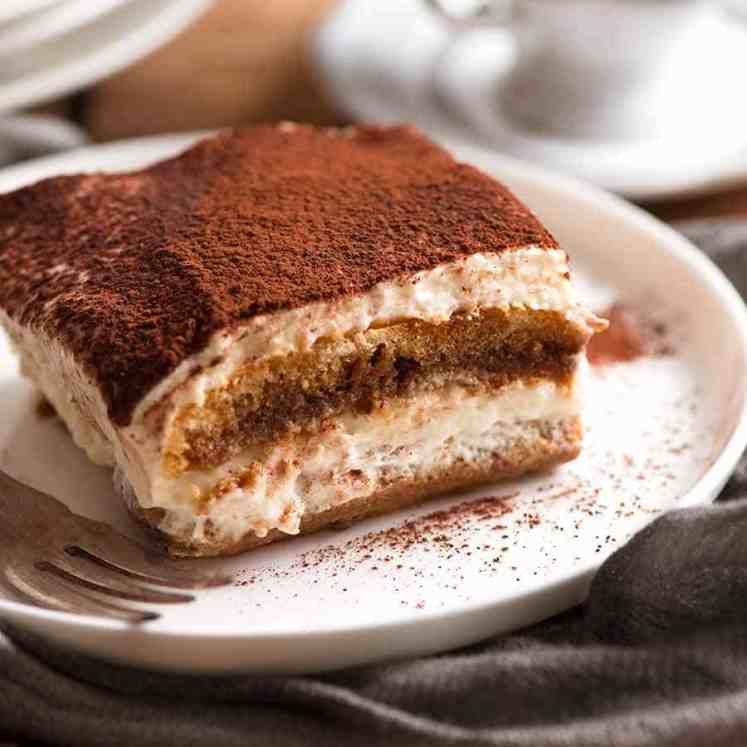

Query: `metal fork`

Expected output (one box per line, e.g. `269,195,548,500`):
0,469,231,624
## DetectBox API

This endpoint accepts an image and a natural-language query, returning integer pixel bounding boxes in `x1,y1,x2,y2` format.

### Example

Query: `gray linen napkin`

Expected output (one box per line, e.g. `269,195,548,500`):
2,219,747,747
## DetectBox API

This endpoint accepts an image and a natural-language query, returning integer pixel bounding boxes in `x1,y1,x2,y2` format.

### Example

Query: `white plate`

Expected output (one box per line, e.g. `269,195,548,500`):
0,0,212,115
0,0,134,59
0,134,746,674
0,0,60,26
314,0,747,201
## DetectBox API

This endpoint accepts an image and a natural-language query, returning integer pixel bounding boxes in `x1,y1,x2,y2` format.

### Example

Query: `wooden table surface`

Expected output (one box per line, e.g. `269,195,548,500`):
644,186,747,224
79,0,747,225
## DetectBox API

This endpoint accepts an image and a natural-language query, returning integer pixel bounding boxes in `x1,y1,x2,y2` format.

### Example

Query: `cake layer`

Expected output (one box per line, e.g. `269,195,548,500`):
165,307,585,473
122,410,582,557
115,378,582,554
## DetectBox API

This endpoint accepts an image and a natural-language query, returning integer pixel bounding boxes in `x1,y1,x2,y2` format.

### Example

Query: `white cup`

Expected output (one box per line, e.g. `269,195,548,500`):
427,0,713,140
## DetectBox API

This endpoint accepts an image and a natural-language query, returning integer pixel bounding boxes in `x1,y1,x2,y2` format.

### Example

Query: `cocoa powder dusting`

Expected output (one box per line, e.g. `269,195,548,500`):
0,124,557,426
353,493,517,556
237,493,518,589
587,304,671,366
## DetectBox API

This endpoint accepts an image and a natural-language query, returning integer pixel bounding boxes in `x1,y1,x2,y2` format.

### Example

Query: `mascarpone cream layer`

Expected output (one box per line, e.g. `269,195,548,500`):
142,378,581,547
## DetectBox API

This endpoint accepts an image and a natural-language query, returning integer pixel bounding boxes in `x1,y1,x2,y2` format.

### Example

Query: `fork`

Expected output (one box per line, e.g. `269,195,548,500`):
0,469,231,624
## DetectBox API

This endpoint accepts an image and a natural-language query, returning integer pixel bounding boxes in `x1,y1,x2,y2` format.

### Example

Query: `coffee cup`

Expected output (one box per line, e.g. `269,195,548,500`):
426,0,713,140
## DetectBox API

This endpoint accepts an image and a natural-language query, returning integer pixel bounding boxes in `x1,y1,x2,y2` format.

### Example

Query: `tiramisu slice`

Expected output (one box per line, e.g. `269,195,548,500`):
0,124,603,557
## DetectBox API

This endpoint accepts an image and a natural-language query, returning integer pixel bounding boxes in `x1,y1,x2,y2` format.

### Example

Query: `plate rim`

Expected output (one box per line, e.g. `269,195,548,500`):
0,0,60,26
0,0,213,115
0,0,136,59
1,132,746,652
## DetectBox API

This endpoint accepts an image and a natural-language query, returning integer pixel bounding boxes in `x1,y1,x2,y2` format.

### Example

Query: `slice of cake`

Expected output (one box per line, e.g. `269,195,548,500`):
0,124,604,557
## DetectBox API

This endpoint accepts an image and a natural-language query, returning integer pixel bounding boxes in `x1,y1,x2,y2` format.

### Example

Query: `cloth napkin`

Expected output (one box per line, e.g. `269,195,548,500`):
2,219,747,747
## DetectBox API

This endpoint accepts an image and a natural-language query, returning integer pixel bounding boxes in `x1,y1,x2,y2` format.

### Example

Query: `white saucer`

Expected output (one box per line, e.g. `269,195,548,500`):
0,0,59,26
0,134,746,674
314,0,747,200
0,0,212,115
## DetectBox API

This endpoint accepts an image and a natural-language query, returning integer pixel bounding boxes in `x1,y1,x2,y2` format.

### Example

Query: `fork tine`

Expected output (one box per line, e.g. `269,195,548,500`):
0,469,231,588
3,567,159,624
64,544,229,590
68,522,233,588
34,561,195,604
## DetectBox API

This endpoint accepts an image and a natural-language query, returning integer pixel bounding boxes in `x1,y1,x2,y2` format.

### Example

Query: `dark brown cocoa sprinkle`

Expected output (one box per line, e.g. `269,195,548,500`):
587,304,672,366
235,492,518,589
0,124,557,425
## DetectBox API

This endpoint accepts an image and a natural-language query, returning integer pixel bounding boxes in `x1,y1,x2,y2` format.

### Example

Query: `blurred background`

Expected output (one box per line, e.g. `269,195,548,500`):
1,0,747,220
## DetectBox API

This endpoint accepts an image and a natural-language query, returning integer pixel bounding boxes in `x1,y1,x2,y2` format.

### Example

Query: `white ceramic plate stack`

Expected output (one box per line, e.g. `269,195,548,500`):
0,0,213,160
